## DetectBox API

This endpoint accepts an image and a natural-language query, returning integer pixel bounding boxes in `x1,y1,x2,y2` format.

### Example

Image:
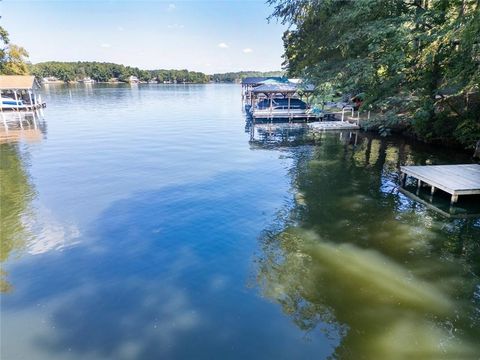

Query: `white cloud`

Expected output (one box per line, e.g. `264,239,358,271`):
117,26,124,32
100,43,111,48
168,3,176,11
218,42,229,49
242,48,253,53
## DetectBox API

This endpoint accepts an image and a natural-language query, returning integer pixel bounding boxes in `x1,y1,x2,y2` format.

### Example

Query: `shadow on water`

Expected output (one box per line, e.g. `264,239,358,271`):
254,131,480,359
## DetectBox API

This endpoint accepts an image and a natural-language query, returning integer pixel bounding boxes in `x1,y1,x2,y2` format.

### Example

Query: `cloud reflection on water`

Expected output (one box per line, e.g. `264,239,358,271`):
2,168,333,360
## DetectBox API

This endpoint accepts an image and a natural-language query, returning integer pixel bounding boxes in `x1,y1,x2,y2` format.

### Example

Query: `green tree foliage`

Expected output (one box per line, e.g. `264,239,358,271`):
31,61,210,83
211,70,285,82
0,25,9,67
0,25,30,75
268,0,480,149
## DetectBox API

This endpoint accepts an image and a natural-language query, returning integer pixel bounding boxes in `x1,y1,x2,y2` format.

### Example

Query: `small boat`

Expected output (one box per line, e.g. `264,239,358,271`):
250,98,316,121
1,97,24,107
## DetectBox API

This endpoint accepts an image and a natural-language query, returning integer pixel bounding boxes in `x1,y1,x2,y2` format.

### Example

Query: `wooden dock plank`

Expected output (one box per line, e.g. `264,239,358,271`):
403,166,480,190
402,165,480,186
309,121,360,131
403,167,478,189
400,164,480,197
418,164,480,182
432,168,478,185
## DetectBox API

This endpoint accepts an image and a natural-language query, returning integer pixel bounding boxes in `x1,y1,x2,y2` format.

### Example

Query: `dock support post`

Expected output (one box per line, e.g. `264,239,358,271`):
416,179,422,195
451,194,458,204
430,186,436,195
287,95,291,120
269,95,273,118
400,173,406,187
27,90,36,128
28,90,33,107
14,90,23,129
38,94,44,117
1,111,7,133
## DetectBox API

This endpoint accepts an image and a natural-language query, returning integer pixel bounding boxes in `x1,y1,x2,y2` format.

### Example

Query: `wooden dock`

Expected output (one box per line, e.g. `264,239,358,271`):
309,121,360,131
251,112,319,121
400,164,480,204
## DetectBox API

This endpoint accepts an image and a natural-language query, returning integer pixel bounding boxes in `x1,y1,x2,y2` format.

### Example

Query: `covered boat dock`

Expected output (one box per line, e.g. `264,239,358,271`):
241,76,285,101
249,81,318,122
0,75,46,111
1,75,46,131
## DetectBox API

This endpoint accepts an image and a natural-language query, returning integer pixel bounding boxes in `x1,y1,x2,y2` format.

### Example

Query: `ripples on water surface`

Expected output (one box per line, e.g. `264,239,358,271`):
1,84,479,360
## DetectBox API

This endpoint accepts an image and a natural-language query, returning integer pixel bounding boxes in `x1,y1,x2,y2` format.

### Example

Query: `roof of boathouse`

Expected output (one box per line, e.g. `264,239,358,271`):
241,77,285,85
0,75,37,90
258,78,290,85
251,82,315,94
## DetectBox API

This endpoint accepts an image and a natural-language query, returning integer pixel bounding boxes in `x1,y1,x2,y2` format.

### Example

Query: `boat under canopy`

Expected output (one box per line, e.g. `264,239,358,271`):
0,75,46,111
248,81,318,122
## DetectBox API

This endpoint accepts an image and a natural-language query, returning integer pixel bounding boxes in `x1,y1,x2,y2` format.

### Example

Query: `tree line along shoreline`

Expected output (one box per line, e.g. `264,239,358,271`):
28,61,284,84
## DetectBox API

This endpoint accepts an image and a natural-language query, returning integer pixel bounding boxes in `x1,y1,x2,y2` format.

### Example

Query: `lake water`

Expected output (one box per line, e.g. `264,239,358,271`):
1,84,479,360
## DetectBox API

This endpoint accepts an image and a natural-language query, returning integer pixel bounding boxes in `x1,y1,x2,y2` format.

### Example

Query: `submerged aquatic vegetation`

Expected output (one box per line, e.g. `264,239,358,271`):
258,228,480,359
256,133,480,359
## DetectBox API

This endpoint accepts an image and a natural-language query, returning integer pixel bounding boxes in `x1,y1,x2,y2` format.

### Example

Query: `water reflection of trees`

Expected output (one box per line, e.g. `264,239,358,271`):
256,132,480,359
0,143,36,292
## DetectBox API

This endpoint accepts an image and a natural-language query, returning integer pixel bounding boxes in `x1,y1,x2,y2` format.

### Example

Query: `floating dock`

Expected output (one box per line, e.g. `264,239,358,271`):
400,164,480,204
309,121,360,131
252,112,319,122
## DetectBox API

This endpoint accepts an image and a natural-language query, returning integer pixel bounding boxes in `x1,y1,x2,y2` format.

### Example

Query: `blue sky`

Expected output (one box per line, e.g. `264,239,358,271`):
1,0,287,73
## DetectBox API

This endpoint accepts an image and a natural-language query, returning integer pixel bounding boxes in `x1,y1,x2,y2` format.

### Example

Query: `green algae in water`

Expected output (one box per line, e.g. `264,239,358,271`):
256,132,480,359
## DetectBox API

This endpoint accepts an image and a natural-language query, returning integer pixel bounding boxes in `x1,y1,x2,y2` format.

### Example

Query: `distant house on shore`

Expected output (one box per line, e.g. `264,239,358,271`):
128,75,139,84
42,76,63,84
79,77,95,84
